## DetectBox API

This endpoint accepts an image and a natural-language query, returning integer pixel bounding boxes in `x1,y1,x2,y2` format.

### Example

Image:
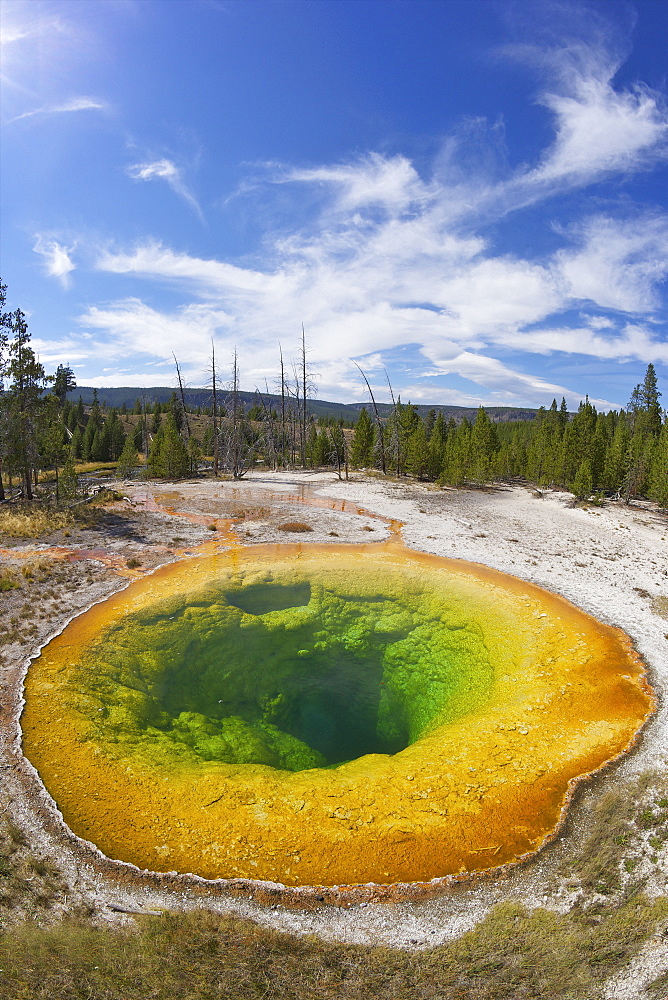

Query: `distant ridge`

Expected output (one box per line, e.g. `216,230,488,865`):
66,386,541,423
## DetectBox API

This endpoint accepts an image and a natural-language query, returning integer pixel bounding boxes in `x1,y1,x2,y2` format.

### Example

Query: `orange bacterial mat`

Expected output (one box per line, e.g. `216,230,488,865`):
21,541,653,887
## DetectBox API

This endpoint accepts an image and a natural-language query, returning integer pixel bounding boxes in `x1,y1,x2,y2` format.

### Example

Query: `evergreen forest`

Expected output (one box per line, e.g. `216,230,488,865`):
1,281,666,507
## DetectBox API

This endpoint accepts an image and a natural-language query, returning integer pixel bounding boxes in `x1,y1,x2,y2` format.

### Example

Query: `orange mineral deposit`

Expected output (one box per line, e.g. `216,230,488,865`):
21,542,653,887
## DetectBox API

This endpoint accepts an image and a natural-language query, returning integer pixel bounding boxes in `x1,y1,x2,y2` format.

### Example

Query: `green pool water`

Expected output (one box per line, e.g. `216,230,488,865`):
23,544,653,887
69,573,494,772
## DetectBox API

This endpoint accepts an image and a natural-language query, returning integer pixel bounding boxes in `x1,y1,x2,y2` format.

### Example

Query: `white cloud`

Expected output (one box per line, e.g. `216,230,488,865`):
9,97,108,123
67,21,666,407
397,353,613,410
126,159,204,220
97,242,267,293
497,323,668,365
30,336,90,367
79,299,231,366
554,214,668,313
285,153,431,215
33,237,76,287
533,76,667,184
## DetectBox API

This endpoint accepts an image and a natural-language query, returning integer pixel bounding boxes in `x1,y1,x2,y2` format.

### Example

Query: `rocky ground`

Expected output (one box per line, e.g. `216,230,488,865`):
1,472,666,999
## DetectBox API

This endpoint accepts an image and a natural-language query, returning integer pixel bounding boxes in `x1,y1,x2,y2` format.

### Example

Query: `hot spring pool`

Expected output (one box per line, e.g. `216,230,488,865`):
21,542,653,887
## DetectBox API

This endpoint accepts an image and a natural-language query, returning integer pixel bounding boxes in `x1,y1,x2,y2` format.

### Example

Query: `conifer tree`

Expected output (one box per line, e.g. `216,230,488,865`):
573,459,594,499
625,365,663,501
105,410,126,460
647,421,668,506
306,422,320,467
637,363,662,436
427,411,447,479
148,415,189,478
116,435,138,479
4,309,49,499
59,446,79,504
470,407,499,484
350,407,375,468
70,424,83,460
404,420,430,479
603,411,630,492
439,418,471,486
187,435,202,475
53,364,76,404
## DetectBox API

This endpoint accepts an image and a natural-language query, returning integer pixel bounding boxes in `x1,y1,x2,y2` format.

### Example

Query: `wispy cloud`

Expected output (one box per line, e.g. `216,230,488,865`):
285,153,431,215
77,22,667,407
126,159,204,221
553,214,668,313
33,237,76,288
9,96,108,123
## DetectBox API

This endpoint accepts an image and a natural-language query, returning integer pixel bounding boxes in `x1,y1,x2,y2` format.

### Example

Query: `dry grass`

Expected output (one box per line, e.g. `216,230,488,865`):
74,462,120,475
555,772,668,898
1,894,666,1000
0,507,73,538
651,595,668,619
646,969,668,998
0,820,67,927
0,492,124,541
277,522,314,533
21,558,53,583
0,568,21,591
1,774,667,999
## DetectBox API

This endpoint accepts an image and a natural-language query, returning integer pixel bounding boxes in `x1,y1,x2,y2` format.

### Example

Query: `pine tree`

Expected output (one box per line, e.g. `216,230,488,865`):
564,398,597,489
647,422,668,506
603,411,629,492
105,410,126,460
527,406,548,484
439,419,471,486
590,414,609,491
638,363,662,436
38,396,66,501
70,425,83,460
306,422,319,467
116,435,138,479
59,446,78,504
150,401,162,435
168,391,184,432
573,459,593,500
187,435,202,475
350,408,375,468
404,420,430,479
5,310,49,499
625,364,664,501
53,364,76,404
470,407,499,484
148,415,189,478
427,412,447,479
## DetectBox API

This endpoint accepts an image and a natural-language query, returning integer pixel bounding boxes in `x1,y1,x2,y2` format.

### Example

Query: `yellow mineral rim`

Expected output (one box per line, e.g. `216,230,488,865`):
21,541,653,887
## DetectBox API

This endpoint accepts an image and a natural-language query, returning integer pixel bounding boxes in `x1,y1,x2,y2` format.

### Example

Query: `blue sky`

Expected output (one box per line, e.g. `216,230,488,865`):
1,0,667,410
